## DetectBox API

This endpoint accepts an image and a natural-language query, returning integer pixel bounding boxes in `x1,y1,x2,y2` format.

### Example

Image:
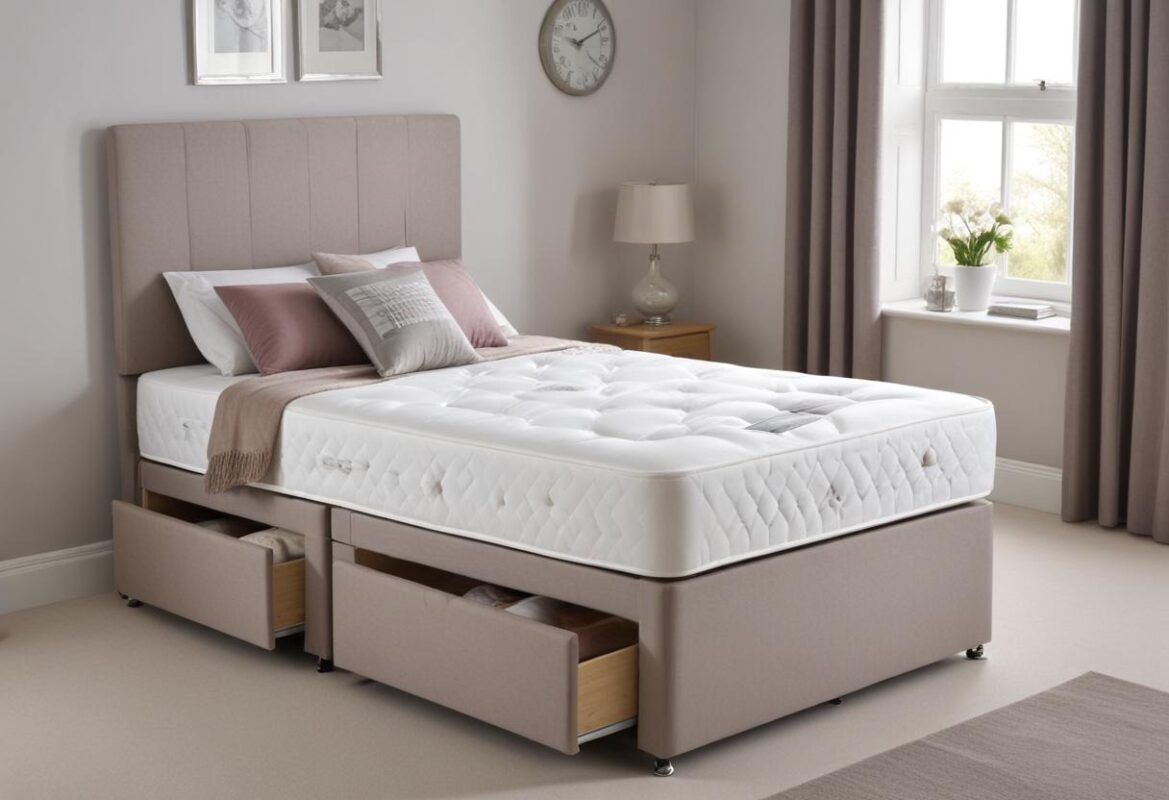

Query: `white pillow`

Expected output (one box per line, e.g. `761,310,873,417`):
165,247,421,375
483,296,519,337
359,246,423,269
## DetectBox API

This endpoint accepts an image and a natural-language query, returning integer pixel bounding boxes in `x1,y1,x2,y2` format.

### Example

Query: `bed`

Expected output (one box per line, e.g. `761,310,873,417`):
107,114,995,775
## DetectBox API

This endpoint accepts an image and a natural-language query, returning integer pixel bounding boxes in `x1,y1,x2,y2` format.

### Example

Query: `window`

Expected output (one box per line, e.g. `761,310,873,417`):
922,0,1078,303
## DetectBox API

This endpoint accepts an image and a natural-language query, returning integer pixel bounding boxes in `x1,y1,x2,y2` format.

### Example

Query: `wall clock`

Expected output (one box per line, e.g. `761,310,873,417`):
539,0,616,97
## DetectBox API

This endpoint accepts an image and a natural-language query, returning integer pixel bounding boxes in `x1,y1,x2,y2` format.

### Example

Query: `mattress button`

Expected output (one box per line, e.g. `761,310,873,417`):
922,449,938,467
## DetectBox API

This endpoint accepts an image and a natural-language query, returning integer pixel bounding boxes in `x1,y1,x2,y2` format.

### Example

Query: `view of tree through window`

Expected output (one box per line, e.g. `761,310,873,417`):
928,0,1077,298
1007,123,1071,283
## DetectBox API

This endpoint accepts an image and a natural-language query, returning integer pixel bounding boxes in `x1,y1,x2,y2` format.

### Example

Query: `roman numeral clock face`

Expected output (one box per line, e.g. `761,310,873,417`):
539,0,615,96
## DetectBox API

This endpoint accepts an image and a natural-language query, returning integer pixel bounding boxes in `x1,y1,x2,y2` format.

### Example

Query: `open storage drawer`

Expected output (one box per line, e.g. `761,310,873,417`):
112,492,305,650
332,551,638,754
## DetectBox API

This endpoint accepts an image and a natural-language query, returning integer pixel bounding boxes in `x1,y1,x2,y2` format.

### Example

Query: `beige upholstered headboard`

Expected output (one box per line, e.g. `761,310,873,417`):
107,114,461,377
106,114,460,499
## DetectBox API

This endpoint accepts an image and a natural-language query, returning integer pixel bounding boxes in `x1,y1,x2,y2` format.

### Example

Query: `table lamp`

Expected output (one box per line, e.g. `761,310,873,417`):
614,182,695,326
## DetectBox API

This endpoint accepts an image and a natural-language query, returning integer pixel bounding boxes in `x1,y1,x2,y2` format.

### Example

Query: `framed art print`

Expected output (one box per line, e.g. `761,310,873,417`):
297,0,382,81
191,0,285,84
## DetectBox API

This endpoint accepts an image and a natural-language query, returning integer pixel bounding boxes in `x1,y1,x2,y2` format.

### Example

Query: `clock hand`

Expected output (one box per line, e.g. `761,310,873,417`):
587,52,602,68
577,27,602,45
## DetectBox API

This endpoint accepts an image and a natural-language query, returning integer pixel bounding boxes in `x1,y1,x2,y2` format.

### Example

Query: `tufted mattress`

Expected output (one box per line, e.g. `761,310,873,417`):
137,350,996,578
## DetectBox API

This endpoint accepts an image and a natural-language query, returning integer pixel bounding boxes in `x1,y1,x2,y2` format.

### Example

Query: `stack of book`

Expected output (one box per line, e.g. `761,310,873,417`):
987,301,1056,320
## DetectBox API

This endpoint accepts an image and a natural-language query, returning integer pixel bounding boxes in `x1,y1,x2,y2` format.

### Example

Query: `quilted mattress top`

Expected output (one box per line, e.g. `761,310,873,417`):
138,349,996,577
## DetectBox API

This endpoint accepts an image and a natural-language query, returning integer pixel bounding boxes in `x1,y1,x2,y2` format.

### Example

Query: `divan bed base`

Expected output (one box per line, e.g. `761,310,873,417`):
113,461,992,764
332,498,994,761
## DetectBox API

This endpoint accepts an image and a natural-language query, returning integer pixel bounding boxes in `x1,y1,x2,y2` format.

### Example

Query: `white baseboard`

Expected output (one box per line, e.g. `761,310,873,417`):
0,540,113,615
990,457,1062,515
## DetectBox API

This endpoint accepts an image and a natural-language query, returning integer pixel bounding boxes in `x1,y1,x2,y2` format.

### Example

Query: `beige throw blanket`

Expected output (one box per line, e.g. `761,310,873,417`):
204,336,616,494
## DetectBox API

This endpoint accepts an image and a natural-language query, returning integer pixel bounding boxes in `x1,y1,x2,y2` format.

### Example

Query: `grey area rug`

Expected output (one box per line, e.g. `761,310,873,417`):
772,673,1169,800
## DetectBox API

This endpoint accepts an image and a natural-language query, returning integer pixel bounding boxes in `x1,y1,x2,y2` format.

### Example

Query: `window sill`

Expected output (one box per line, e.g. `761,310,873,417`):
881,299,1071,336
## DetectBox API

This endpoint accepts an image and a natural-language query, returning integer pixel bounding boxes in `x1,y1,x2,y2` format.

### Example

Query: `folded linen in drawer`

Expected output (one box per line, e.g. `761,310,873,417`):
462,584,530,608
505,596,637,662
240,528,306,564
196,516,267,537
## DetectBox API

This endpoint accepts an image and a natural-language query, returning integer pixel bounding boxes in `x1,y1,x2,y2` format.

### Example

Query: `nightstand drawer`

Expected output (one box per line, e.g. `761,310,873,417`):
589,322,715,361
648,332,711,360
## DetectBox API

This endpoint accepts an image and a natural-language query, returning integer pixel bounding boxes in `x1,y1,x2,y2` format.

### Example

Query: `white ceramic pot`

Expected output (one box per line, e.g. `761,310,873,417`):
953,265,996,312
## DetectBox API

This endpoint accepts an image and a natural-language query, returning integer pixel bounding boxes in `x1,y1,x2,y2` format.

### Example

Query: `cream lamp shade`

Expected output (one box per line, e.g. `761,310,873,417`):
613,182,695,326
614,182,695,244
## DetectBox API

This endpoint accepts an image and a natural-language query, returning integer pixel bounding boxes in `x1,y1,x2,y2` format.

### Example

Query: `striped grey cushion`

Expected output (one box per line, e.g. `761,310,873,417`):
309,268,481,377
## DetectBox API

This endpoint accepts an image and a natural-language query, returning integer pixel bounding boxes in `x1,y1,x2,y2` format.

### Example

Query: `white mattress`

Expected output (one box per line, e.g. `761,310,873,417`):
137,351,996,578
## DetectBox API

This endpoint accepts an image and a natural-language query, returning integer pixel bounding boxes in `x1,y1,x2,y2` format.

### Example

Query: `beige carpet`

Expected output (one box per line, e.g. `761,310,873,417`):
774,673,1169,799
3,505,1169,799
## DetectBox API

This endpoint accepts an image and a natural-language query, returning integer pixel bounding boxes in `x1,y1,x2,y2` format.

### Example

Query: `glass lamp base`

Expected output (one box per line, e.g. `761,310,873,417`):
632,248,678,326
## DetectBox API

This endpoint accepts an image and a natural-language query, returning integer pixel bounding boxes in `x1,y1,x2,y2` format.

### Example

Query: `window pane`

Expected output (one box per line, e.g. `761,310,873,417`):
1013,0,1077,86
941,0,1007,84
1005,122,1072,282
936,119,1003,265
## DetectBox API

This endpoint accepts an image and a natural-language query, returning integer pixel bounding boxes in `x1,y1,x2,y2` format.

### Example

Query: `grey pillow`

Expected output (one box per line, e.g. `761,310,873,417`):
308,268,482,377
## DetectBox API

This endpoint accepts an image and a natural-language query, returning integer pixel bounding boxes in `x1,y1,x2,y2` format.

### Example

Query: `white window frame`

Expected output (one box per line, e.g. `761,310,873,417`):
920,0,1078,304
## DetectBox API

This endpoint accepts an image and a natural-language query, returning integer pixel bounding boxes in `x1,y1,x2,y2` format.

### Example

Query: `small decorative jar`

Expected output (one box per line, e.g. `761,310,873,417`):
925,274,955,312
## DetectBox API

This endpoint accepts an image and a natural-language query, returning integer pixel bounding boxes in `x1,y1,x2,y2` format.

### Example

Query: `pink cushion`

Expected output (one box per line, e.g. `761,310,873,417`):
214,283,368,375
385,260,508,347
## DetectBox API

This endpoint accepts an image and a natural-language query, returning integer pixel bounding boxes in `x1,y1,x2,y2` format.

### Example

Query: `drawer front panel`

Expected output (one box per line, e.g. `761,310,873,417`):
333,560,581,753
112,501,275,649
651,333,710,359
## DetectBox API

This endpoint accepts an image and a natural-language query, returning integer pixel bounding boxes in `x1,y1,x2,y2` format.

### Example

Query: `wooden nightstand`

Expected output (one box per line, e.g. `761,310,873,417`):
589,322,715,360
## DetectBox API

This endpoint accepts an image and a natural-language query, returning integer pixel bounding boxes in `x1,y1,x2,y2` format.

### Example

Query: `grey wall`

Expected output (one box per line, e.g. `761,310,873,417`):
884,319,1068,468
0,0,697,563
694,0,791,369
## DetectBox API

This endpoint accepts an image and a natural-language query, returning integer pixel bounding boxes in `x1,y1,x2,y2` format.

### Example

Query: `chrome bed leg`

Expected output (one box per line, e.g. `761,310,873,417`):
317,657,334,673
652,758,675,777
965,644,986,660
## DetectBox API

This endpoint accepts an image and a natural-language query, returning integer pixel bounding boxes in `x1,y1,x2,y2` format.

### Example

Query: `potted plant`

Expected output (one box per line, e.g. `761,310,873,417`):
937,199,1013,312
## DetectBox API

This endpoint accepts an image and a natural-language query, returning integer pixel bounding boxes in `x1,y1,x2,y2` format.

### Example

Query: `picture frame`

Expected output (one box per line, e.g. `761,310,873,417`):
191,0,286,85
297,0,382,82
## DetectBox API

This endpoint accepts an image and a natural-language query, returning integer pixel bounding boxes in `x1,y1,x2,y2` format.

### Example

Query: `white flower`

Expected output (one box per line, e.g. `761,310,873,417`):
943,199,966,214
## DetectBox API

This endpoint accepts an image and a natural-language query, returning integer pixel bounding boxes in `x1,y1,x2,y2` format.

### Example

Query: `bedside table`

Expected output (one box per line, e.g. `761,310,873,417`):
589,322,715,360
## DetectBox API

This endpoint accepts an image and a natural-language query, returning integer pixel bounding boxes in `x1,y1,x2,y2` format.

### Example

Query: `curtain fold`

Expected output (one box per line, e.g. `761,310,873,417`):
1063,0,1169,543
783,0,883,379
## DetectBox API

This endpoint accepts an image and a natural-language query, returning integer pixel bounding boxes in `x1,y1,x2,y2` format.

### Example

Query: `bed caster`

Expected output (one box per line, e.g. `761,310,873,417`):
126,598,143,608
966,645,985,660
652,758,675,777
317,658,334,673
829,697,843,706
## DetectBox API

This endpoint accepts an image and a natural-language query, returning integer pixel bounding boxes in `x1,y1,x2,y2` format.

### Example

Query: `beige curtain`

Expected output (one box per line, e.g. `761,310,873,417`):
1063,0,1169,543
783,0,884,379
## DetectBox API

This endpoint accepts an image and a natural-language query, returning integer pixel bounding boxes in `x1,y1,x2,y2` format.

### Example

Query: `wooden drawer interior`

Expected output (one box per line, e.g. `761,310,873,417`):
341,550,639,747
